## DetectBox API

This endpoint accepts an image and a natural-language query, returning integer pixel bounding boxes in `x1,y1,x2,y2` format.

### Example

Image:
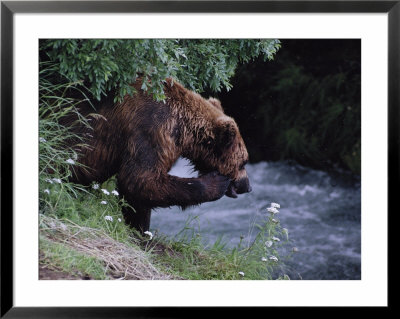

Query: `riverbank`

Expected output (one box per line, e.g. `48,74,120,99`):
39,210,292,280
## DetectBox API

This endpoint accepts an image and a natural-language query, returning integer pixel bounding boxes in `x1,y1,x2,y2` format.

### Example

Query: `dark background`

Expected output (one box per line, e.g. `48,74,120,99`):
206,39,361,176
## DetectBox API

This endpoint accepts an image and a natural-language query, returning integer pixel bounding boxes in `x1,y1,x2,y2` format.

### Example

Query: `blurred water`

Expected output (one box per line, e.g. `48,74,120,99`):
151,158,361,280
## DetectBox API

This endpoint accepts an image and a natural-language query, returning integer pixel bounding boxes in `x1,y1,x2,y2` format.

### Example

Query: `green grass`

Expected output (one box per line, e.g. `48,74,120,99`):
39,63,296,280
40,235,108,280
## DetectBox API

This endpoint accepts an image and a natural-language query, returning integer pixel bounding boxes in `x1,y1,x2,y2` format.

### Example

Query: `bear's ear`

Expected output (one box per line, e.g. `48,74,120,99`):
208,98,224,112
215,117,237,147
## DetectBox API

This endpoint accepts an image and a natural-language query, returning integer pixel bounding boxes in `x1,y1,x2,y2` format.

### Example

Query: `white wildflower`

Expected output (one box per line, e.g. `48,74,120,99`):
52,178,62,184
101,189,110,195
267,207,279,214
269,255,278,262
104,215,113,221
100,200,107,205
111,190,119,196
144,231,153,240
45,178,53,184
271,218,279,224
66,158,75,165
43,189,50,194
292,247,299,252
272,236,280,242
238,271,245,277
271,202,280,208
265,240,273,248
92,183,99,190
261,257,267,262
39,137,47,143
118,218,122,222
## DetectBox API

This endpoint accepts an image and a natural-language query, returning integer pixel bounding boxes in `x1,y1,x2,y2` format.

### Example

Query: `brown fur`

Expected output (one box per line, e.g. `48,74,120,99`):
70,78,251,232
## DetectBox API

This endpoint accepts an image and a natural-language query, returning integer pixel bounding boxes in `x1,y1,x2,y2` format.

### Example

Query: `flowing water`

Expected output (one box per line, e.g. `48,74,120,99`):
151,158,361,280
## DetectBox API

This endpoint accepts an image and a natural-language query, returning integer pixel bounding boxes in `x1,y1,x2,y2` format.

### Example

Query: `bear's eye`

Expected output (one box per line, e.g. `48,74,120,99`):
239,160,248,170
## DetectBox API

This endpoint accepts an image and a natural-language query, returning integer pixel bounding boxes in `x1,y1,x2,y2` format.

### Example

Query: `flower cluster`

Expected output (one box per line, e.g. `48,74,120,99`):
144,231,153,240
269,256,278,262
258,201,292,272
92,183,119,197
103,215,123,223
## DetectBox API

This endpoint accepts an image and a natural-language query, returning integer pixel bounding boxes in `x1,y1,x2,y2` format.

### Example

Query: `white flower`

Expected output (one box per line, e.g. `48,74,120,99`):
271,218,279,224
111,190,119,196
265,240,273,248
101,189,110,195
271,202,280,208
45,178,53,184
66,158,75,164
272,236,280,242
44,189,50,194
261,257,267,262
269,255,278,262
104,215,113,221
144,231,153,240
267,207,279,214
52,178,62,184
100,200,107,205
292,247,299,252
39,137,47,143
238,271,245,277
118,218,122,222
92,183,99,190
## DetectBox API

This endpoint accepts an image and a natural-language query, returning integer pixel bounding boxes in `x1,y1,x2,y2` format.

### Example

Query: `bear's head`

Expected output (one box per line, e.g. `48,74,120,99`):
212,116,252,198
190,110,252,199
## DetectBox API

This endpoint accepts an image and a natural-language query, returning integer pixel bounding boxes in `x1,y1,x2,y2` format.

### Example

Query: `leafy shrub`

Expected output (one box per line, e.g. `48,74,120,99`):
40,39,281,101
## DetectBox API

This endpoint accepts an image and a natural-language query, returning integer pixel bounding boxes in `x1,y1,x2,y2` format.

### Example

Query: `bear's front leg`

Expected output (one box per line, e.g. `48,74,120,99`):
117,171,230,232
148,171,231,208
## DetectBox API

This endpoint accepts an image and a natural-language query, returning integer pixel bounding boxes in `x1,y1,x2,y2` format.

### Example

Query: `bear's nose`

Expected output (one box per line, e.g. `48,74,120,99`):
235,179,252,194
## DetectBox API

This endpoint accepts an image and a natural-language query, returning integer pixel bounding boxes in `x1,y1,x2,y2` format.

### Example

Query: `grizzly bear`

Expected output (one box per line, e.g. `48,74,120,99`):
70,78,252,232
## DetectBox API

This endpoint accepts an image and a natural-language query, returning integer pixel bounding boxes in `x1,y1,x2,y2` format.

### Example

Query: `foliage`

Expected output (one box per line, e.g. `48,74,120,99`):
39,39,280,101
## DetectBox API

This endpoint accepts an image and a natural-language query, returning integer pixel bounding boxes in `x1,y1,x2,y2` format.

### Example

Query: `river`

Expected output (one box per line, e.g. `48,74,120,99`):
151,158,361,280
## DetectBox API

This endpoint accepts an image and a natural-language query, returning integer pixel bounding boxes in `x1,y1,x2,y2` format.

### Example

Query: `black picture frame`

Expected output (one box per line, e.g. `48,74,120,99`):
1,0,395,317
